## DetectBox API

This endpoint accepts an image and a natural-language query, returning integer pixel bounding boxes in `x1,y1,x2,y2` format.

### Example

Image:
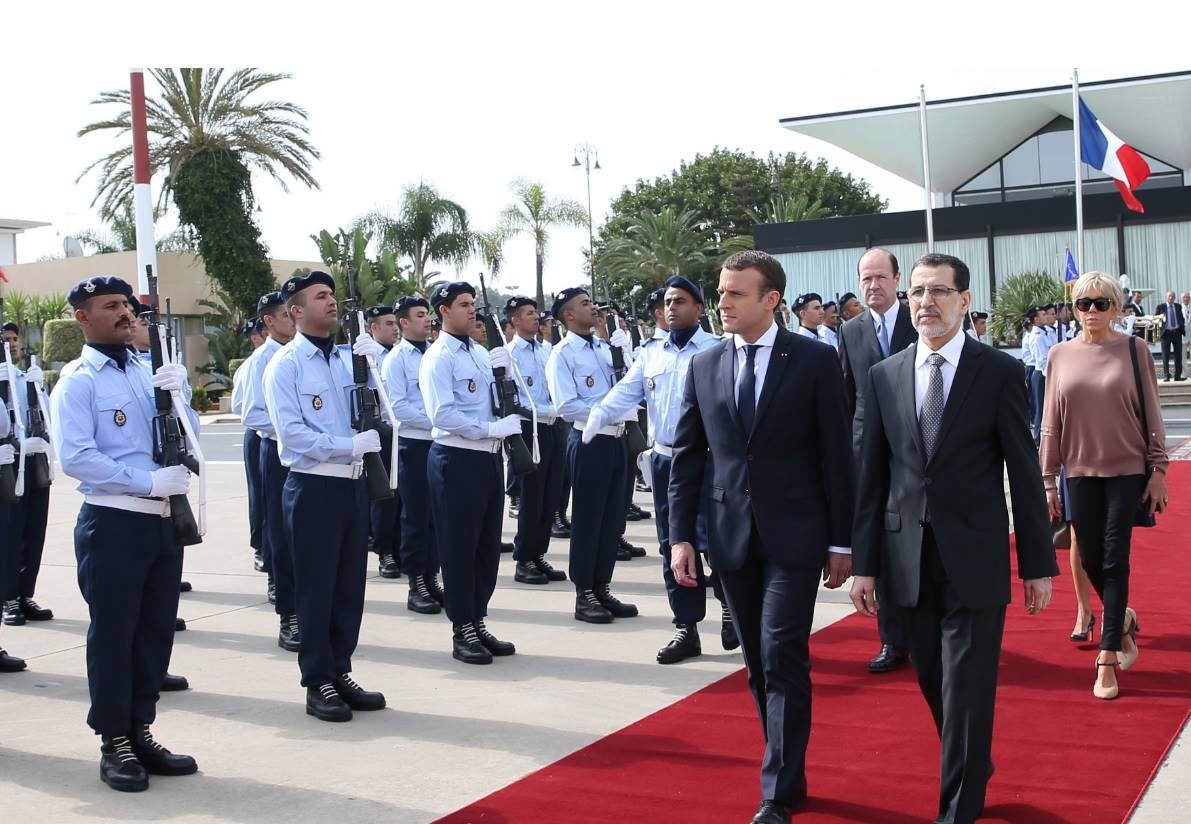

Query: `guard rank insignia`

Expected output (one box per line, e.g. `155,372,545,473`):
114,409,127,426
312,395,323,411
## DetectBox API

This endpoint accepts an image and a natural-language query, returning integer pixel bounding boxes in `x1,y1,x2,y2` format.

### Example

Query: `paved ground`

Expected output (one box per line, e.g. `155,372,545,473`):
1,418,1186,822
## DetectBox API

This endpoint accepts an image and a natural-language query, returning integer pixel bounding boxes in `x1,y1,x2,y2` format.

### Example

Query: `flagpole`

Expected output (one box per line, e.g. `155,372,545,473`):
1072,68,1084,271
919,84,935,252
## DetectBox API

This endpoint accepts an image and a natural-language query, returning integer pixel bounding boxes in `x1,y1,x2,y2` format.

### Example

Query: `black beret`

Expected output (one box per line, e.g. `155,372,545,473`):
896,290,908,300
839,292,858,305
792,292,823,311
280,270,335,299
68,275,134,309
970,311,989,321
537,312,552,324
241,317,261,336
645,287,666,312
1,322,19,335
822,300,837,310
430,281,476,310
364,305,395,320
257,291,285,313
131,301,152,317
663,275,704,304
394,295,430,314
503,295,537,317
551,287,589,319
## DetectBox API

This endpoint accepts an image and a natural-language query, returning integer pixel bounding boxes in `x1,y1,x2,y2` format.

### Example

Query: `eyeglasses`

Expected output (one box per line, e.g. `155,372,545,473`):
906,285,963,301
1074,297,1112,312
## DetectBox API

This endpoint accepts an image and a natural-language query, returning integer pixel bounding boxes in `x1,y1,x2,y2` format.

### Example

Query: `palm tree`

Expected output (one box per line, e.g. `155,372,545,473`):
600,207,713,287
748,193,830,224
75,204,196,255
498,179,588,309
356,183,472,292
474,228,509,281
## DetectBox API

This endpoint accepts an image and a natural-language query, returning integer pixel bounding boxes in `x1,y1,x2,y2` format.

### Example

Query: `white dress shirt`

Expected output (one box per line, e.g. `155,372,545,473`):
913,330,967,416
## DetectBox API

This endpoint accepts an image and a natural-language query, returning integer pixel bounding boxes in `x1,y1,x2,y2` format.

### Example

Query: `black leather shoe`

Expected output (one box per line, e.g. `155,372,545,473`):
625,506,643,521
616,546,633,562
161,673,189,691
514,561,548,585
266,574,276,605
253,547,265,572
306,683,352,721
100,735,148,792
475,619,515,656
575,590,614,624
425,574,445,606
452,623,494,664
175,617,187,632
0,648,27,672
378,553,401,579
501,541,515,554
751,800,794,823
278,614,301,652
130,724,198,775
657,624,702,664
721,606,741,651
619,536,647,557
334,673,386,710
868,644,909,673
534,555,567,582
629,503,651,520
18,597,53,621
508,496,521,519
595,584,638,618
178,581,192,594
3,599,25,626
407,576,443,614
551,513,571,538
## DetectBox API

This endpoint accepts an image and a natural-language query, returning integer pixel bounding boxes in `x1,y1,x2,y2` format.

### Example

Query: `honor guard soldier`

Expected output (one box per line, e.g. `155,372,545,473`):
262,271,387,722
545,287,639,624
420,282,519,663
363,305,404,579
231,318,267,574
585,277,733,662
379,296,444,614
2,323,54,626
51,276,198,792
240,291,301,651
0,391,27,672
504,296,567,586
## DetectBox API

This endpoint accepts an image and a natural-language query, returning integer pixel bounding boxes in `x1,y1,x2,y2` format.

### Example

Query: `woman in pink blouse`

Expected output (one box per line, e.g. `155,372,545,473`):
1040,271,1169,700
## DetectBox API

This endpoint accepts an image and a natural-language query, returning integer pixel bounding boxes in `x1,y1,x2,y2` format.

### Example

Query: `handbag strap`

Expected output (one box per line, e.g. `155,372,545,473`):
1126,336,1152,470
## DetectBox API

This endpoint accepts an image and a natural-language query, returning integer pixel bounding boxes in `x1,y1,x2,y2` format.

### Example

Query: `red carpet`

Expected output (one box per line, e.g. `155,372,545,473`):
438,464,1191,823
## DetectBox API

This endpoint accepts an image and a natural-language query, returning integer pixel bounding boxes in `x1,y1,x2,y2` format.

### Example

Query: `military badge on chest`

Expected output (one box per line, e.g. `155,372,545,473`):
526,376,534,387
468,379,477,393
312,395,323,411
585,376,595,388
647,378,656,391
113,409,127,427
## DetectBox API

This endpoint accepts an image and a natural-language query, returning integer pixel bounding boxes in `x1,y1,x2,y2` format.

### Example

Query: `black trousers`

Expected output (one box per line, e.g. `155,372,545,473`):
718,527,819,806
242,430,264,551
5,484,50,599
260,438,296,616
1067,474,1146,651
903,528,1005,824
649,452,725,624
566,429,627,590
513,422,563,563
1161,330,1184,379
369,433,402,558
555,420,572,516
397,437,439,578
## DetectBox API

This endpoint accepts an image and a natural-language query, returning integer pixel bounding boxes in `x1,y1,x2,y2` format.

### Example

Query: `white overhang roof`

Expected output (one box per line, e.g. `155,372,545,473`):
0,218,51,233
780,71,1191,192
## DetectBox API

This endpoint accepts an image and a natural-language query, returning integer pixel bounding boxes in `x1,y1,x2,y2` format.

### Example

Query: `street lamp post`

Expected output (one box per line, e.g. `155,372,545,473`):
571,142,600,288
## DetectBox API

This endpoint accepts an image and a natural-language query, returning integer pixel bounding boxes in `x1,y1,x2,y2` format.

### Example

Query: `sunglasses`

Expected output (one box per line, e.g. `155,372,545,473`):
1074,298,1112,312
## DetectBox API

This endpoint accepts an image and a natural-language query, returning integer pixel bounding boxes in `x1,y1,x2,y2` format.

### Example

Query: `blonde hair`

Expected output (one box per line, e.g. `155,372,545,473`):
1071,271,1125,310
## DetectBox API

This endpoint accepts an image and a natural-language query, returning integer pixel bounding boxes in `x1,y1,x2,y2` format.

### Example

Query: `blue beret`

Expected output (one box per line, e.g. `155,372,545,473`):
1,322,19,335
551,287,589,319
839,292,858,305
793,292,823,311
241,317,261,336
503,295,537,317
364,305,395,320
68,275,134,309
430,281,476,310
394,295,430,314
663,275,704,304
970,311,989,321
645,287,666,312
257,291,285,313
128,300,152,317
280,270,335,299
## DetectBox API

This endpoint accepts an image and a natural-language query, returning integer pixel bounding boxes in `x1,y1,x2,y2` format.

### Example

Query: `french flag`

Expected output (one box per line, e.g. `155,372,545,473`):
1078,97,1151,212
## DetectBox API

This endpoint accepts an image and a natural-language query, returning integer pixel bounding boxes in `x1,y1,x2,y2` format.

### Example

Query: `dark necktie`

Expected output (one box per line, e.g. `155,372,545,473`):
919,353,945,459
739,344,759,436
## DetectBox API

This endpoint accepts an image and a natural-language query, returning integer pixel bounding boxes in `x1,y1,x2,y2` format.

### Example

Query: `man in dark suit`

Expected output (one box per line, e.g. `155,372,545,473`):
1155,290,1185,381
837,247,916,674
669,250,853,824
850,252,1058,824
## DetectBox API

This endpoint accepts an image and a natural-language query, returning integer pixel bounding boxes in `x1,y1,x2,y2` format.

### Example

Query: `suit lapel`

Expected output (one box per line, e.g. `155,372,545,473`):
892,303,917,354
719,338,741,432
896,347,926,464
929,335,985,463
859,310,882,362
753,330,792,435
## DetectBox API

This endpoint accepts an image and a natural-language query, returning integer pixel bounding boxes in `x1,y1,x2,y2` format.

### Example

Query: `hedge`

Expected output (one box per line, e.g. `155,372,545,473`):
42,319,85,364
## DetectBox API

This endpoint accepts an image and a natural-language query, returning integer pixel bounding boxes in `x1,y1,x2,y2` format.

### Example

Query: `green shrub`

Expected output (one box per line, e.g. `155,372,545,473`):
190,383,211,413
227,358,247,378
990,271,1068,345
42,319,85,364
43,370,60,391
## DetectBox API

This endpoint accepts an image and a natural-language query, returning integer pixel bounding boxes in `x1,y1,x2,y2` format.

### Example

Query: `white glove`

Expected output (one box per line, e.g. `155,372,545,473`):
149,465,191,497
582,408,607,443
25,365,44,385
488,346,510,371
20,436,48,455
487,414,523,439
0,443,13,466
152,363,188,393
352,332,383,361
609,329,631,351
352,429,382,456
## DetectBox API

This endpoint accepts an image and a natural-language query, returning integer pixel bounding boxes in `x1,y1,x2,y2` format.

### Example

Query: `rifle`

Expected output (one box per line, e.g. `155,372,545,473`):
25,354,55,485
0,297,22,501
342,268,395,500
477,273,535,476
600,282,649,456
628,316,642,350
549,316,561,346
145,265,203,546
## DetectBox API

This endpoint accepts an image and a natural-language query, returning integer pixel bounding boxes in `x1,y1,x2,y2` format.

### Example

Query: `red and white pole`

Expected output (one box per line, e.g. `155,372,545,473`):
130,68,157,296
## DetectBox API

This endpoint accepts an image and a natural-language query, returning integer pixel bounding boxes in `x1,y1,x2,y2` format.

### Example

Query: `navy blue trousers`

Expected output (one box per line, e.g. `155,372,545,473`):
260,438,297,615
427,444,502,625
283,473,368,687
649,452,725,625
556,420,572,516
74,504,182,736
513,422,564,563
5,484,50,599
397,437,439,578
243,430,264,551
1029,370,1046,446
566,429,627,589
369,433,402,558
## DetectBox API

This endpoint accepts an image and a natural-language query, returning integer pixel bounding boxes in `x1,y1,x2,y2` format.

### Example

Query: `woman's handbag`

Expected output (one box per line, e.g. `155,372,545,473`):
1127,337,1158,528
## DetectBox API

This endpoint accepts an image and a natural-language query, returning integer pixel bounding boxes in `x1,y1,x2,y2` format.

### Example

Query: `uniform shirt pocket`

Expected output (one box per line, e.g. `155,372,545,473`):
94,392,138,444
298,382,331,418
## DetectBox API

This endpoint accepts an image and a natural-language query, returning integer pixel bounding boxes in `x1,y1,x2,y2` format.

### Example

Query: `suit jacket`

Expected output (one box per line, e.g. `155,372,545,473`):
838,304,916,456
852,335,1058,610
668,326,853,572
1154,302,1186,336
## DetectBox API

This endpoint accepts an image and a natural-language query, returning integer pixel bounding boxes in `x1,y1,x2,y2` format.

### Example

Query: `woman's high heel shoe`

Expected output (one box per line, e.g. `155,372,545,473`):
1070,614,1096,642
1119,608,1140,671
1093,659,1120,700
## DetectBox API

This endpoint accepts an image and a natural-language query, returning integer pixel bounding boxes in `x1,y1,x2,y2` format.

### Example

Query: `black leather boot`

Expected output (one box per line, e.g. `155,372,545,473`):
130,724,198,775
378,553,401,579
17,598,53,621
407,576,442,614
452,622,493,664
551,512,571,538
475,619,515,656
278,614,301,652
534,555,567,582
333,673,386,710
595,584,638,618
657,624,702,664
100,735,148,792
720,604,740,651
161,673,189,691
574,590,614,624
306,683,352,722
514,561,548,585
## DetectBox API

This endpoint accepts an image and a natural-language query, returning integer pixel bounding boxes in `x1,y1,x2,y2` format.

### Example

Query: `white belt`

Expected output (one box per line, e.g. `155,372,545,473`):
573,419,625,438
399,428,433,441
652,442,674,458
292,462,364,479
256,430,275,442
84,494,170,518
521,414,557,426
436,434,502,453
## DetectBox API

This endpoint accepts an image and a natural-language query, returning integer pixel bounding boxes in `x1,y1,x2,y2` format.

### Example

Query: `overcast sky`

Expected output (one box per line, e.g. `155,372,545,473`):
2,1,1184,297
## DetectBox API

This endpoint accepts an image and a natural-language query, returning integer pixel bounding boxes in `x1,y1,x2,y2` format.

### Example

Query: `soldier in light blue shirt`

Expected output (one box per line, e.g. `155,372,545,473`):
0,344,30,673
230,315,266,572
361,304,405,581
262,270,387,723
51,275,199,792
379,295,444,615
